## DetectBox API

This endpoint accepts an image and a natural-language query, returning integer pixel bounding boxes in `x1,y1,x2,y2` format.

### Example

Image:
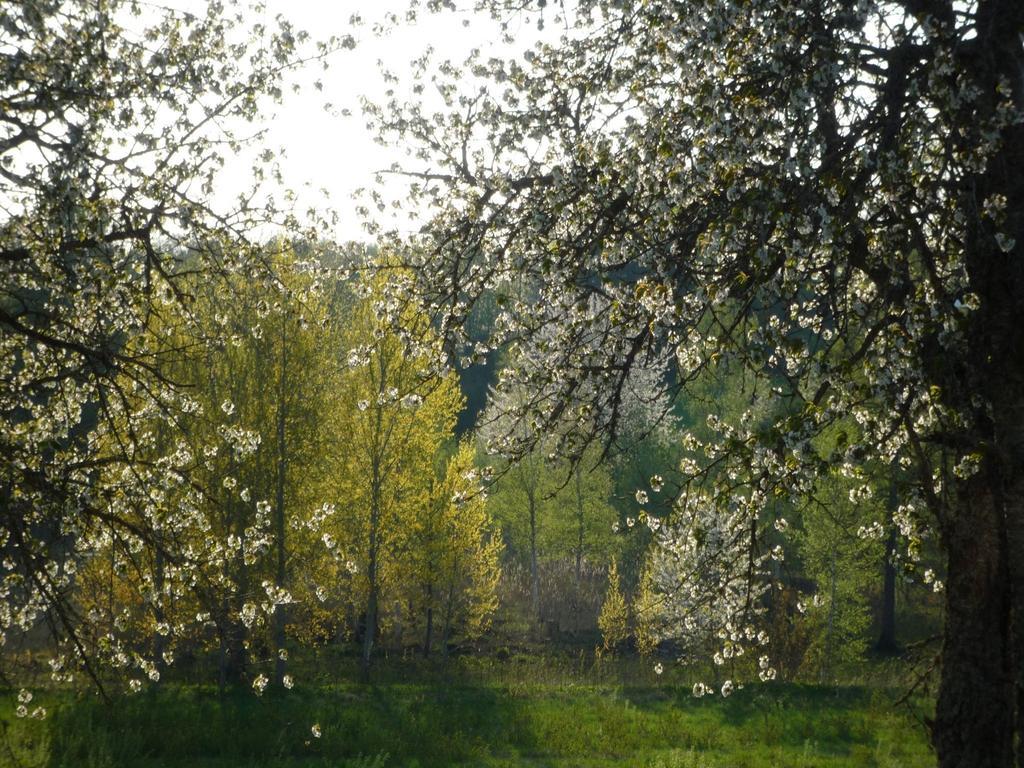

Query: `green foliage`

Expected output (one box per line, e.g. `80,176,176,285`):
599,559,630,653
311,275,466,663
74,247,345,686
634,560,660,658
406,443,503,650
368,0,1024,758
0,0,339,681
791,472,883,682
485,440,619,631
0,673,933,768
544,460,619,569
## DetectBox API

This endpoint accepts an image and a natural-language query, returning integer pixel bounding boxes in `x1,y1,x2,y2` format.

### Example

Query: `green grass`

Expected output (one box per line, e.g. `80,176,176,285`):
0,668,934,767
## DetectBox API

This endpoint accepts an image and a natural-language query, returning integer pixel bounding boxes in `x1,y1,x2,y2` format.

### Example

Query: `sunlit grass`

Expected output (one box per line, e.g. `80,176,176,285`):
0,660,933,768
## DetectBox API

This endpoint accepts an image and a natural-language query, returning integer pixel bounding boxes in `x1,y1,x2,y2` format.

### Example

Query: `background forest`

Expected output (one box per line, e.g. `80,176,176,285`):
0,237,942,767
7,238,945,678
27,242,943,690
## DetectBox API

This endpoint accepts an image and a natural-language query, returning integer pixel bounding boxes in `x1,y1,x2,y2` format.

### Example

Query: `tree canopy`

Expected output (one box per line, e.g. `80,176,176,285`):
0,0,342,690
368,2,1024,765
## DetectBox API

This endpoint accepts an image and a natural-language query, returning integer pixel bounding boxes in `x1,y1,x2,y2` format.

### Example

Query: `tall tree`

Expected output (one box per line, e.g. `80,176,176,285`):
482,428,617,628
598,557,629,654
331,275,462,676
70,247,343,692
0,0,342,686
371,2,1024,763
409,443,502,657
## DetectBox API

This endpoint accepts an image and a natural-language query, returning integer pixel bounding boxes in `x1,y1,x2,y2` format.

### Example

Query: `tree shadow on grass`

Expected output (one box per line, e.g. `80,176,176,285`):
43,682,523,768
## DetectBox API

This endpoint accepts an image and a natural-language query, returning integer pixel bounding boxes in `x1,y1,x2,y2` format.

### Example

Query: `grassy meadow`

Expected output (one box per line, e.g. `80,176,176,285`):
0,657,933,768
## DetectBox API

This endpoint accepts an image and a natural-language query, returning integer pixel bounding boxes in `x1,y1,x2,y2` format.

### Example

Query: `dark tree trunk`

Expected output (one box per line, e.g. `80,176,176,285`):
361,537,379,680
153,542,167,684
424,581,434,659
218,510,249,690
217,599,246,693
934,482,1014,768
528,489,540,623
876,471,899,655
1007,491,1024,768
441,583,455,661
875,528,898,655
931,3,1024,764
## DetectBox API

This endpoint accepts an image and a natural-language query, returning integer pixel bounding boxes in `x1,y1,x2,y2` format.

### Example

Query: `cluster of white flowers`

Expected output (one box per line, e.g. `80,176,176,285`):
252,674,269,696
14,688,46,720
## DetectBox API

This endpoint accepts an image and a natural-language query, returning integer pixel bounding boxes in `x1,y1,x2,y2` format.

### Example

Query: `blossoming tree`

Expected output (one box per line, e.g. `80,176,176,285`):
0,0,342,690
368,1,1024,763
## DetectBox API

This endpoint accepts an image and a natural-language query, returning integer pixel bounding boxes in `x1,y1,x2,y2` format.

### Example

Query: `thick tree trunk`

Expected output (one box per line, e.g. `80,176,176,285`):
934,482,1015,768
876,530,898,654
932,3,1024,764
1007,491,1024,768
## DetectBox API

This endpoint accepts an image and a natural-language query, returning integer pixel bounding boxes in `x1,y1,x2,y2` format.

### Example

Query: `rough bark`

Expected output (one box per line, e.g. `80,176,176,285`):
1006,490,1024,768
934,481,1014,768
931,3,1024,764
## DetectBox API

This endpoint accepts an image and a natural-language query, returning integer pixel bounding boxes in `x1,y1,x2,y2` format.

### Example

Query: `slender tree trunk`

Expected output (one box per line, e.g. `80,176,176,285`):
153,543,166,684
273,312,288,687
441,583,455,661
876,468,899,655
222,509,249,687
424,583,433,658
218,595,246,690
362,528,379,679
361,470,381,680
820,547,837,685
574,466,584,629
151,422,167,684
217,621,228,696
361,350,391,680
527,488,540,623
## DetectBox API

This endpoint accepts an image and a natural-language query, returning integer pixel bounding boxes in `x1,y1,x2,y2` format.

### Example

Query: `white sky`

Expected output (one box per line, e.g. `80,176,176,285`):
212,1,544,243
